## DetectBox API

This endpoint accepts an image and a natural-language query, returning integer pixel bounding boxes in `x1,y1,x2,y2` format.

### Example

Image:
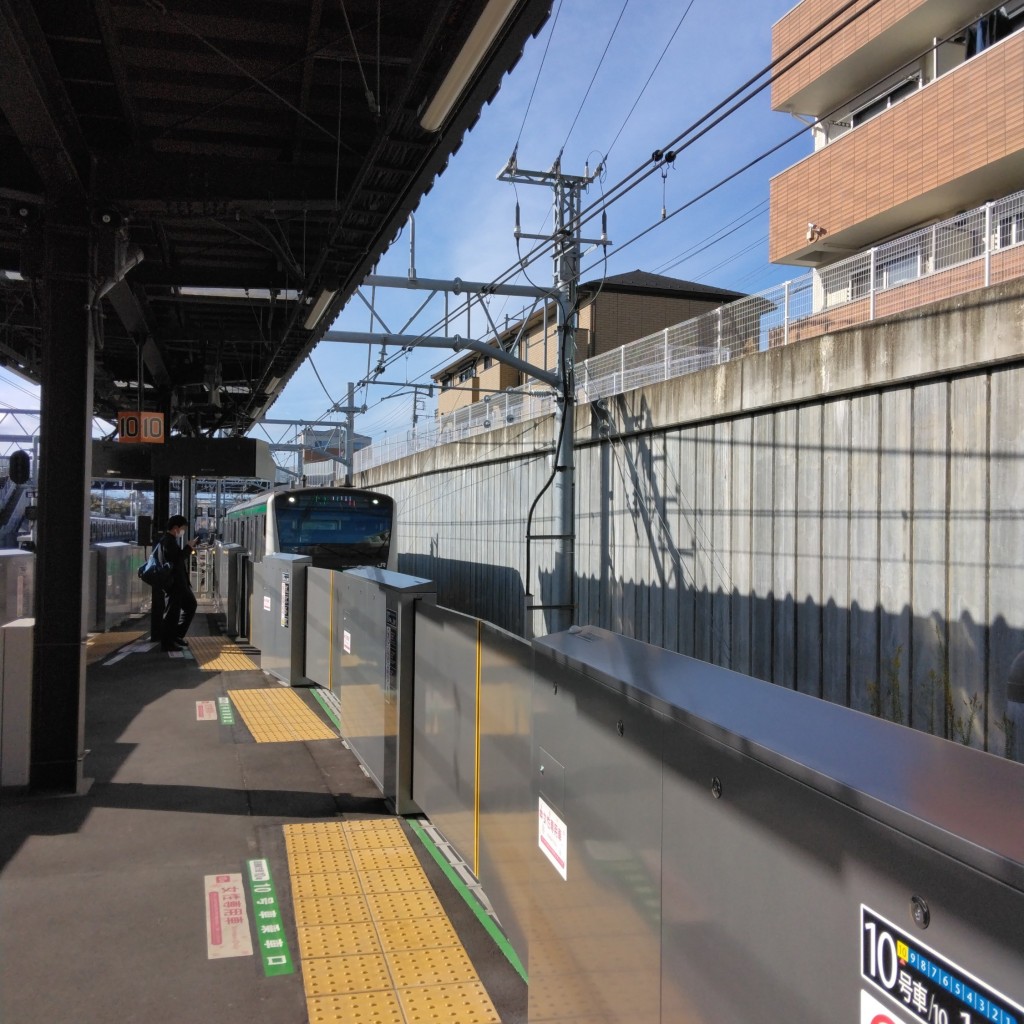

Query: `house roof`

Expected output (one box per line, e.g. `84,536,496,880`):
579,270,747,302
431,269,748,379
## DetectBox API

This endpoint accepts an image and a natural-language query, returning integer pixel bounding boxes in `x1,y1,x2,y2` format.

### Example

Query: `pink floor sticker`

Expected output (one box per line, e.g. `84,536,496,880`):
204,873,253,959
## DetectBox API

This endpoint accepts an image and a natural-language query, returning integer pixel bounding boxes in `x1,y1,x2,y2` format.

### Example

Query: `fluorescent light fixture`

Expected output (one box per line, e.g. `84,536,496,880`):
419,0,518,132
303,288,337,330
179,286,300,301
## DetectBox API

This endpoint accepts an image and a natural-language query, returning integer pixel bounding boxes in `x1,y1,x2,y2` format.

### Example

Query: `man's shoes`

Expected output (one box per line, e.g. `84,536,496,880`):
160,643,178,652
173,637,189,647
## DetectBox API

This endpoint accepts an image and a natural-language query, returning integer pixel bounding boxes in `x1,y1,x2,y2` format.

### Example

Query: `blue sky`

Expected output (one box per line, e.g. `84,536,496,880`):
0,0,808,463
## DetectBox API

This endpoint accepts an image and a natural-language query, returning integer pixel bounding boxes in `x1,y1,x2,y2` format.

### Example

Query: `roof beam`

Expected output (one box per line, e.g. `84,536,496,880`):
93,151,361,205
292,0,324,162
92,0,145,150
0,0,89,198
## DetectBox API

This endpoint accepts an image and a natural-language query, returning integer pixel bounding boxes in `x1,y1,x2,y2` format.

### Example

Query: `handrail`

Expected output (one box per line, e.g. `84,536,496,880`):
354,186,1024,473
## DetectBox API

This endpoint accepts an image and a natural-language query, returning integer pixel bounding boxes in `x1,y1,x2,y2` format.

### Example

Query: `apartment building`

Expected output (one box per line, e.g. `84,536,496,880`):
432,271,746,418
769,0,1024,282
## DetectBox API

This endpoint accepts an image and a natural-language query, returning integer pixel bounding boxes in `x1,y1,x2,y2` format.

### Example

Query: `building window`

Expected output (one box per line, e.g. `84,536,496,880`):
458,364,476,384
849,75,921,129
997,211,1024,249
850,268,871,300
875,249,921,289
482,355,493,370
935,217,984,270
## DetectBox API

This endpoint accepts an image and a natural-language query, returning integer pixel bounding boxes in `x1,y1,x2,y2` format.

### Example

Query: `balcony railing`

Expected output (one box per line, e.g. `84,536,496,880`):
354,188,1024,473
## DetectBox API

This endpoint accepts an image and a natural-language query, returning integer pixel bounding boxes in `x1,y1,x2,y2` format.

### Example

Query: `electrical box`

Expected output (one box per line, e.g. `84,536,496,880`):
336,567,435,813
93,542,133,632
0,550,33,627
215,543,244,638
0,618,33,788
255,554,311,685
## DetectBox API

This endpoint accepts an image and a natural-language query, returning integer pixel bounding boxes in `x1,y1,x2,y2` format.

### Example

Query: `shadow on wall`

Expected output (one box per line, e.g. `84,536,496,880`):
394,542,1021,761
572,569,1024,763
396,552,527,637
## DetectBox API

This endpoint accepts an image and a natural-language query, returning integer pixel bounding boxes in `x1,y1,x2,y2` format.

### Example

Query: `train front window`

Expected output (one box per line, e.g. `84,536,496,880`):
275,502,392,566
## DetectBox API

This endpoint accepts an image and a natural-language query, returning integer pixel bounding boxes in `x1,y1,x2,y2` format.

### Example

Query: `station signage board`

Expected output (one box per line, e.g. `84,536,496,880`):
117,410,165,443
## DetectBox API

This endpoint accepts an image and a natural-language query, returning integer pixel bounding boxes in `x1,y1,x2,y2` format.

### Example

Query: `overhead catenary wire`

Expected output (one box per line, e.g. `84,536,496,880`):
315,0,896,425
561,0,630,154
513,0,564,153
505,0,891,282
600,0,698,165
578,0,983,282
307,357,338,407
367,0,891,377
652,199,768,276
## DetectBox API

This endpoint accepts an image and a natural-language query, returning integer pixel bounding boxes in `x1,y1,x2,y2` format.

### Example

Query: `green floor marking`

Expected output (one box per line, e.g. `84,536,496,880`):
408,817,527,983
309,686,341,730
217,696,235,725
247,859,294,976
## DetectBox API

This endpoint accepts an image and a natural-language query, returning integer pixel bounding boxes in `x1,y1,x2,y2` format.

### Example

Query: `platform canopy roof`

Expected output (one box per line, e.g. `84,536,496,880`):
0,0,549,437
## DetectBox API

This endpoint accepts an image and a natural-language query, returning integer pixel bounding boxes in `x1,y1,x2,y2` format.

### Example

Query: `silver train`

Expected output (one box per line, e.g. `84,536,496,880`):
221,486,396,572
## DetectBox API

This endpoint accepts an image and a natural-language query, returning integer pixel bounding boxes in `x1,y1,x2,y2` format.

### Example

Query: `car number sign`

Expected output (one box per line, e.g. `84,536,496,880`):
861,906,1021,1024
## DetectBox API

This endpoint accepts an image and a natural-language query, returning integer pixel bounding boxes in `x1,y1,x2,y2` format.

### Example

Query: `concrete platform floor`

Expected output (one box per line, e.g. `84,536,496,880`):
0,607,526,1024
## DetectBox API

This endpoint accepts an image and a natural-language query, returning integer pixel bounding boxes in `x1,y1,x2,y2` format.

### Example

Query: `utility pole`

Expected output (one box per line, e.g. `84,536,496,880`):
498,154,605,635
336,383,356,486
324,157,606,635
258,401,358,485
368,381,435,437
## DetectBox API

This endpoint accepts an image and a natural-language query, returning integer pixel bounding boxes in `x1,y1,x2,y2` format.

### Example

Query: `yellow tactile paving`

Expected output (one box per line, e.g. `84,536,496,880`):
287,847,356,875
227,687,337,742
307,989,405,1024
295,895,372,925
350,846,420,872
86,630,145,664
291,872,363,899
376,916,460,953
384,945,478,987
189,636,259,671
365,890,445,921
397,981,500,1023
303,953,393,996
284,820,500,1024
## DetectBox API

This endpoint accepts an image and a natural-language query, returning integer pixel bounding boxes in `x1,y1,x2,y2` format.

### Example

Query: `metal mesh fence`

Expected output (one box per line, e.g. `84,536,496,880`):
355,188,1024,473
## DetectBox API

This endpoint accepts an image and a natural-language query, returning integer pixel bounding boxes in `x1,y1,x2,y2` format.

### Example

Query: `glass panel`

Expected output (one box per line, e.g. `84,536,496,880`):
275,502,393,567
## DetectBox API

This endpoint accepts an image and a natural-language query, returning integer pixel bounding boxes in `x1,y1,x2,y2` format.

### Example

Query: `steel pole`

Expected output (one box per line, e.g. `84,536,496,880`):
551,174,579,635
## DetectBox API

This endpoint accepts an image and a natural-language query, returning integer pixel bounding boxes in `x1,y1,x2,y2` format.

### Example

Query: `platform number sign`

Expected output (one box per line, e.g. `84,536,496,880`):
117,410,165,443
860,906,1021,1024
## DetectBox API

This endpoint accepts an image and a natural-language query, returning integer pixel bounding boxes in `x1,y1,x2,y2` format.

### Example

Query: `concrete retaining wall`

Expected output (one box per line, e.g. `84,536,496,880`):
357,280,1024,759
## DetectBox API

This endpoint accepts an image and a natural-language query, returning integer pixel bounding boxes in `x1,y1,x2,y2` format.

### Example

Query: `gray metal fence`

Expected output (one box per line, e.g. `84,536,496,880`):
355,188,1024,471
356,596,1024,1023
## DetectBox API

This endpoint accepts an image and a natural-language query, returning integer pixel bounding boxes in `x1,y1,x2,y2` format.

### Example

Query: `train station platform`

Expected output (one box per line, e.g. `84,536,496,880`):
0,605,527,1024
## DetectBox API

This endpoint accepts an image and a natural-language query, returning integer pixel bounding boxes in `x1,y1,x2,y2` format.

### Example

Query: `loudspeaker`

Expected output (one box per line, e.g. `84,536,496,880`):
8,451,30,484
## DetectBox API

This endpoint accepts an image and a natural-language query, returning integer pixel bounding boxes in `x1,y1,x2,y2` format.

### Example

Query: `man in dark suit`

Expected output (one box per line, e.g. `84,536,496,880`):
158,514,199,651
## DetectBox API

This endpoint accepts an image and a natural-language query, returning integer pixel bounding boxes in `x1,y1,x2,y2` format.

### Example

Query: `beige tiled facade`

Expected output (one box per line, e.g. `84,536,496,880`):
770,4,1024,266
433,284,738,419
772,0,930,111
